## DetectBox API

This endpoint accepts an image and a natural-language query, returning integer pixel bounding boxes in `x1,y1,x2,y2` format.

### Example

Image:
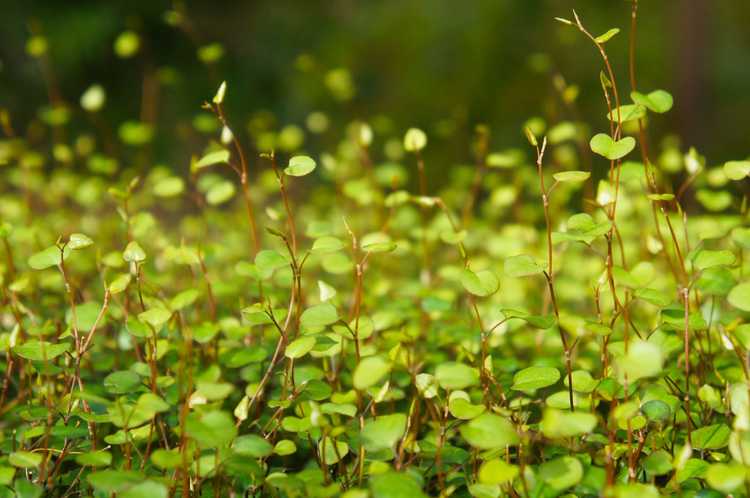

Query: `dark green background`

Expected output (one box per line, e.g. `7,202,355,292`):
1,1,748,173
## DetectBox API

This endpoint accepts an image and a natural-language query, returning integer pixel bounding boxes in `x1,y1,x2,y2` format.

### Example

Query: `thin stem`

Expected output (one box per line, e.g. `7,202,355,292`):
535,138,574,411
211,103,260,255
682,287,692,445
269,153,298,255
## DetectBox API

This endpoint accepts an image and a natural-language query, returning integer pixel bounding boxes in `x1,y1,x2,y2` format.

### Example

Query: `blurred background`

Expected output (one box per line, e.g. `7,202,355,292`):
1,0,748,184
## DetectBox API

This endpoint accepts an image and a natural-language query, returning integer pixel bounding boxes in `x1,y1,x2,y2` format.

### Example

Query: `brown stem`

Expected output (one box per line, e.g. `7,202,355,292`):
535,138,574,411
269,154,298,255
682,287,692,445
213,103,260,254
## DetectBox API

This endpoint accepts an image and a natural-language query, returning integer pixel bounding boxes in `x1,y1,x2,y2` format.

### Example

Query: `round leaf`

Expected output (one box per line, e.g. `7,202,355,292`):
589,133,636,161
285,335,317,359
300,303,339,328
461,268,500,297
553,170,590,183
353,356,391,390
459,413,519,449
511,366,560,391
285,155,317,176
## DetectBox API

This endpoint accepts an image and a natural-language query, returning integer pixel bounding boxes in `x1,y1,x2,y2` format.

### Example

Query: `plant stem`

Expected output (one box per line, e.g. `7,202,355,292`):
212,103,260,255
682,286,692,445
535,138,574,411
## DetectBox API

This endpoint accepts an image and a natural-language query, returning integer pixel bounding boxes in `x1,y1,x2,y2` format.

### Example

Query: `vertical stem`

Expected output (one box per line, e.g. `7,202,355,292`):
535,138,574,412
270,154,298,255
213,103,260,255
682,287,692,445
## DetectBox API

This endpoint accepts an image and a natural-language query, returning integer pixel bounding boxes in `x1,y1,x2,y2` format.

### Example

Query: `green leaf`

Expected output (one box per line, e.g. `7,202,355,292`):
692,423,731,450
254,249,289,278
606,104,647,123
728,282,750,312
553,213,612,244
631,89,674,113
361,413,407,452
362,241,398,253
459,413,519,449
612,483,660,498
500,309,556,329
589,133,636,161
641,399,672,422
114,31,140,58
123,241,146,263
232,434,273,458
300,303,339,328
284,155,317,176
647,193,675,201
733,227,750,249
138,307,172,329
80,85,107,112
676,458,709,483
285,335,316,359
185,410,238,448
153,176,185,197
68,233,93,249
318,437,348,465
415,373,438,399
541,409,597,438
119,121,153,146
486,149,524,168
353,356,391,390
170,289,200,310
311,236,345,253
108,273,131,294
75,451,112,467
195,149,230,169
553,170,590,183
274,439,296,456
120,481,168,498
642,450,672,476
595,28,620,43
460,268,500,297
241,304,274,326
103,370,141,394
504,254,546,277
565,370,598,393
615,339,663,382
705,463,745,493
28,245,65,270
511,366,560,391
696,189,732,212
9,452,42,469
195,381,234,401
370,471,427,498
435,362,479,390
150,449,182,469
403,128,427,152
724,160,750,181
634,288,671,307
87,470,143,494
13,340,70,361
212,81,226,104
538,456,583,491
448,392,485,420
478,459,518,485
693,249,735,271
206,180,235,205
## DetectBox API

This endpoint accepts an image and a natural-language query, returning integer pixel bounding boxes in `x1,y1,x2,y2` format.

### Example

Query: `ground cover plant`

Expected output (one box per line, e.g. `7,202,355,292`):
1,3,750,497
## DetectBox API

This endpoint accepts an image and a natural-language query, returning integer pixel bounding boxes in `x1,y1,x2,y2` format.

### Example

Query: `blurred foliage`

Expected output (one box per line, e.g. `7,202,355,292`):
2,0,750,192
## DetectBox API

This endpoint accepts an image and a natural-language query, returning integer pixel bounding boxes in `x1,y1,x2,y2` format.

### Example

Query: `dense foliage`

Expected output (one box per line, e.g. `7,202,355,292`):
1,4,750,498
